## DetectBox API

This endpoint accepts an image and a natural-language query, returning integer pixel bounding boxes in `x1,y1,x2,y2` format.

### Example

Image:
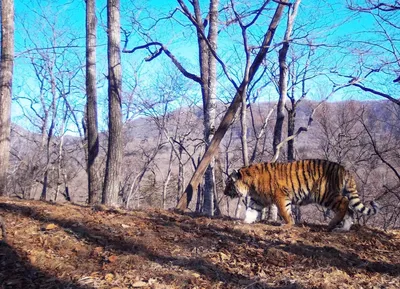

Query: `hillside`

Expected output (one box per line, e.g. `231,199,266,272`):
0,198,399,289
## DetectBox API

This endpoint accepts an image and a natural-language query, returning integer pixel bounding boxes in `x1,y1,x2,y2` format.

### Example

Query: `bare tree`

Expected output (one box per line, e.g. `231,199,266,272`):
343,1,399,106
0,0,14,196
123,0,220,215
86,0,101,204
177,0,289,210
272,0,301,158
103,0,122,206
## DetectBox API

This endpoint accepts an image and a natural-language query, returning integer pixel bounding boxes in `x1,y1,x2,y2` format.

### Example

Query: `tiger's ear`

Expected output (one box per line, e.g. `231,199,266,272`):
230,169,240,181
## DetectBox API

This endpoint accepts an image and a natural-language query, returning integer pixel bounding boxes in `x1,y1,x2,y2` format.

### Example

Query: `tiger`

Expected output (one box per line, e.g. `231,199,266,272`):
224,159,379,231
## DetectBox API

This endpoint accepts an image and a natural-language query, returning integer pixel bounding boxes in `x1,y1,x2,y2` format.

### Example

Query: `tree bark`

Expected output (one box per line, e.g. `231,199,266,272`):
202,0,219,216
270,0,301,221
86,0,101,205
240,94,249,166
272,0,301,157
0,0,14,196
103,0,122,207
177,0,288,210
272,42,289,156
177,145,184,205
287,108,295,161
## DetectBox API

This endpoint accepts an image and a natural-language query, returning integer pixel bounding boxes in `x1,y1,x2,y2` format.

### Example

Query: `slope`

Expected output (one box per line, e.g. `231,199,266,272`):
0,198,399,289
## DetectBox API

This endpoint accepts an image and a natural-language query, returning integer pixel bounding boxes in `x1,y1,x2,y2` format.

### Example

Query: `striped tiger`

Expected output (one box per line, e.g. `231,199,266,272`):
224,159,379,231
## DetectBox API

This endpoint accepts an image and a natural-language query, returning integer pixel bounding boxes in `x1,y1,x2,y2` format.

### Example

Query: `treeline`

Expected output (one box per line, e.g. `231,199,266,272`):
0,0,399,228
9,99,400,228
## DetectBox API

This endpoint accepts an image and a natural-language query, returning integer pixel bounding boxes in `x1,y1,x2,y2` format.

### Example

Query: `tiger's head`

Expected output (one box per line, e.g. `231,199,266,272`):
224,169,249,199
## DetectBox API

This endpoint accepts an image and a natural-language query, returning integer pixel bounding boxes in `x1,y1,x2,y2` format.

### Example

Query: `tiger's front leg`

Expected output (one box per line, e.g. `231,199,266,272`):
243,197,263,223
244,206,261,224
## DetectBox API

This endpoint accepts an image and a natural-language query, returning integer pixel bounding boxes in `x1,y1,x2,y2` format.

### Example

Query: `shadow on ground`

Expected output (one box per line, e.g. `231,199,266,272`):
0,241,92,289
1,201,399,289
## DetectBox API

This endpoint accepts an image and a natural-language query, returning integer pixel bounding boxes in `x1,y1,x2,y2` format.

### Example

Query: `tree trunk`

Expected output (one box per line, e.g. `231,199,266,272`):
287,108,295,161
177,146,184,205
162,146,174,209
0,0,14,196
40,119,55,201
86,0,101,205
272,42,289,156
176,0,288,210
103,0,122,207
272,0,301,158
272,0,302,222
55,109,67,202
240,94,249,166
200,0,219,216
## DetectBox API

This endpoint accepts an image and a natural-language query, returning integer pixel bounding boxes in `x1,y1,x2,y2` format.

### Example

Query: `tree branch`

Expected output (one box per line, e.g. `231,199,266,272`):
123,42,202,83
271,83,349,162
360,116,400,181
351,83,400,106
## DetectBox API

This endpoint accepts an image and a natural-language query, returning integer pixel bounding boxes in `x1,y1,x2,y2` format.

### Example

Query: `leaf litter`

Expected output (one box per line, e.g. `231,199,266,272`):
0,198,399,289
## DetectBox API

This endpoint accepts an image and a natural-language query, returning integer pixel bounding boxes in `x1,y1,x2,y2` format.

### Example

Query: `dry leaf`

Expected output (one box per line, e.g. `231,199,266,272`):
219,252,230,261
93,247,103,255
192,272,201,278
132,281,148,287
45,223,57,230
108,255,118,263
105,273,114,282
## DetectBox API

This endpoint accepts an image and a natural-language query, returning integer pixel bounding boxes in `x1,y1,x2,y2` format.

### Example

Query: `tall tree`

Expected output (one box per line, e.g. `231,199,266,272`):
86,0,101,204
123,0,220,215
269,0,301,221
103,0,122,206
0,0,14,196
272,0,301,157
176,0,289,210
201,0,219,216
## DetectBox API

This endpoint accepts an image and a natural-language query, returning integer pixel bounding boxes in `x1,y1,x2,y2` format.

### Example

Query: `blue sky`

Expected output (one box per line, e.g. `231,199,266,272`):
11,0,398,133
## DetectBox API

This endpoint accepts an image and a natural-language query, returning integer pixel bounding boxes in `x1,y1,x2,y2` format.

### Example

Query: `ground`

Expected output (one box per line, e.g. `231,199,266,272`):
0,198,399,289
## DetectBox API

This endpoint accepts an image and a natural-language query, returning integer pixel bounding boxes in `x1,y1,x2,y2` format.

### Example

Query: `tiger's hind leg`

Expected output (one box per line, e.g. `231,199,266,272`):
332,211,353,232
327,196,349,232
275,194,294,228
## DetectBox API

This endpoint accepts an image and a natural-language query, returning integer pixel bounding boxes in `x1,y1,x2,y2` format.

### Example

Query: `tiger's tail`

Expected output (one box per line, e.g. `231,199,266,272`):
344,177,380,216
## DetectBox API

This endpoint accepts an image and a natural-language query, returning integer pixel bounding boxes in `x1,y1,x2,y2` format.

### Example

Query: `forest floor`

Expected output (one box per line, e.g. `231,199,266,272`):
0,198,399,289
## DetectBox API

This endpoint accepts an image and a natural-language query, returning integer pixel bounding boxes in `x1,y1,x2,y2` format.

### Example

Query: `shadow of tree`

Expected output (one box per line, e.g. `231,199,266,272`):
0,202,297,289
280,242,400,277
145,210,400,277
0,241,92,289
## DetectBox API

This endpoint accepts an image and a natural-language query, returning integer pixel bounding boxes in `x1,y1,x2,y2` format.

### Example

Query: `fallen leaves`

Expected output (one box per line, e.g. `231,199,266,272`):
105,273,114,282
44,223,57,231
132,280,147,287
0,198,399,289
108,255,118,263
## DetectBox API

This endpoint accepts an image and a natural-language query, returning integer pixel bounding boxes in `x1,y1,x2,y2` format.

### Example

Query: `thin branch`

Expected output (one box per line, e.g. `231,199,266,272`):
123,42,201,83
352,83,400,106
360,117,400,181
271,83,349,162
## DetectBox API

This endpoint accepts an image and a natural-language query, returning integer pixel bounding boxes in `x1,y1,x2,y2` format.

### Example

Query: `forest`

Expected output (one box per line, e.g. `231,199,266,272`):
0,0,399,227
0,0,400,288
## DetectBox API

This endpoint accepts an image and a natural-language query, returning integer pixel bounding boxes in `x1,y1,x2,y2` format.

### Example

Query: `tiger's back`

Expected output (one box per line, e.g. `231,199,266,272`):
224,159,379,231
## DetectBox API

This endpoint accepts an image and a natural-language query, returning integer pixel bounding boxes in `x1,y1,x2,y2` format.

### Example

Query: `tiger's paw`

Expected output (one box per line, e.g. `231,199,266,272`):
281,223,293,230
243,207,261,224
332,227,351,232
